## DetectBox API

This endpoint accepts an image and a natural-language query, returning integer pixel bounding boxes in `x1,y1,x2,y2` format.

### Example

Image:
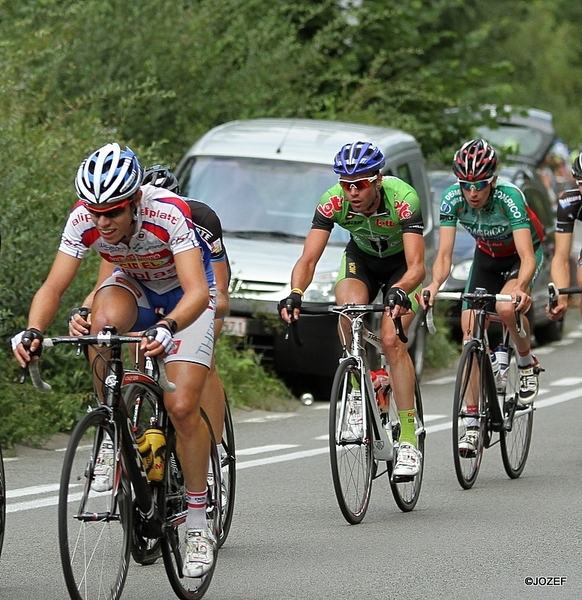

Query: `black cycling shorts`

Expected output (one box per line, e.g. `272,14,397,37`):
336,241,408,304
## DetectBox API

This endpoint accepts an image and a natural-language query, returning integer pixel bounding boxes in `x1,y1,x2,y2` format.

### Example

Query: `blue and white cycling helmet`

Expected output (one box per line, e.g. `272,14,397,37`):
452,139,498,181
333,141,385,176
75,143,144,208
142,165,181,194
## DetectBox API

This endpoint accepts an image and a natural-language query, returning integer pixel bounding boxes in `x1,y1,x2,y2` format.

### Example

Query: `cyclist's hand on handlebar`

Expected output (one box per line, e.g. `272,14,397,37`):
141,324,176,357
420,284,438,308
11,328,44,368
68,307,92,336
510,289,531,313
278,292,302,323
385,287,412,317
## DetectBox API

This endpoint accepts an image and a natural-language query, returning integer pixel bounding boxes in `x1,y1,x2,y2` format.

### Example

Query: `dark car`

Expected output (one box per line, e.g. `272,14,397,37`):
429,165,562,344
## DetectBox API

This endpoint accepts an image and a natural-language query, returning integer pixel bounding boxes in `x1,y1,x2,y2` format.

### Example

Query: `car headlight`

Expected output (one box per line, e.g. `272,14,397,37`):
303,271,338,302
450,259,473,282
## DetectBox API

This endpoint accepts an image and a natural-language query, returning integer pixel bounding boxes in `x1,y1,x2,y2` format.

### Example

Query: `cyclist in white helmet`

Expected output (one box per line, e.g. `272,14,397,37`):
12,142,218,578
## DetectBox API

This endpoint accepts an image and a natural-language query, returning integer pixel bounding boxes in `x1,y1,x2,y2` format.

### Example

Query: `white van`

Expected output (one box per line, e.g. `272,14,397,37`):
175,118,435,396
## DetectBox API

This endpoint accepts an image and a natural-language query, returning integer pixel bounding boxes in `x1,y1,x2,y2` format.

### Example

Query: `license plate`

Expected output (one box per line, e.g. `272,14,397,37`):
223,316,248,337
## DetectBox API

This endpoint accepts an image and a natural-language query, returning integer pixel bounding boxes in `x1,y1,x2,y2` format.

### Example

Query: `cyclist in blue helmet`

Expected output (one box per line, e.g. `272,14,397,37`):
279,140,426,479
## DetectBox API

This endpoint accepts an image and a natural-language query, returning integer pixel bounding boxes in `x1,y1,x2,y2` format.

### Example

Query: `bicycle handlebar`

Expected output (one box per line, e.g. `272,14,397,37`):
24,332,176,393
548,282,582,310
429,289,526,338
296,303,408,344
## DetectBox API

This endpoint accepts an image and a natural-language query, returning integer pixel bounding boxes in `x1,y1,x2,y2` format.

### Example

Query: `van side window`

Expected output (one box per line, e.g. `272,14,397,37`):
396,164,413,186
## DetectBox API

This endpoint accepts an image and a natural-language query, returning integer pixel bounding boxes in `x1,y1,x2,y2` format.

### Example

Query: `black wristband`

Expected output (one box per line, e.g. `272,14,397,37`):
159,318,178,334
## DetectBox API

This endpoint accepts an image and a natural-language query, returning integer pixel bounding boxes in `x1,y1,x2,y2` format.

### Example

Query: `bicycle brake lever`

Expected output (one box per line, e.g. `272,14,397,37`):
422,290,436,335
548,282,558,310
19,366,28,384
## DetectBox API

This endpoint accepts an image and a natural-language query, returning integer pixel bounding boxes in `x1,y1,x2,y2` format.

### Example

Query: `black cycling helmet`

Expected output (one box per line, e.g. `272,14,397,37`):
75,143,143,207
143,164,181,194
333,141,385,176
452,139,498,181
571,152,582,180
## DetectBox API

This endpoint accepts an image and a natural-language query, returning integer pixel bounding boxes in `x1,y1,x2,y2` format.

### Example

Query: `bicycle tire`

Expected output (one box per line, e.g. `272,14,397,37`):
452,340,487,489
162,426,220,599
59,409,132,600
328,357,373,524
124,383,163,566
0,445,5,559
218,395,236,547
387,379,425,511
500,346,534,478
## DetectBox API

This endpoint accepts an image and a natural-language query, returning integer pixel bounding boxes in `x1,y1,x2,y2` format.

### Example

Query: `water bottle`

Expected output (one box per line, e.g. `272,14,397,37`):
134,427,154,476
489,351,500,382
494,345,509,391
371,368,390,413
144,427,166,482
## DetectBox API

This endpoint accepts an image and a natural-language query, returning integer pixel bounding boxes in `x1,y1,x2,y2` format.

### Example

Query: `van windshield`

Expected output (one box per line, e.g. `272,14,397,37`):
180,156,349,243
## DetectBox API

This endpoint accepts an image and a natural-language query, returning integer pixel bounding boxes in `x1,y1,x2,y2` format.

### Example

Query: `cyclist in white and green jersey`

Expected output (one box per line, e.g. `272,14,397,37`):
279,141,426,479
422,139,543,455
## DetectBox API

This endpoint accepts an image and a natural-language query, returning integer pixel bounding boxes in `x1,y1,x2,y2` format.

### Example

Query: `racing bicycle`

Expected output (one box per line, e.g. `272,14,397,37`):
432,289,535,489
299,303,425,524
25,327,221,600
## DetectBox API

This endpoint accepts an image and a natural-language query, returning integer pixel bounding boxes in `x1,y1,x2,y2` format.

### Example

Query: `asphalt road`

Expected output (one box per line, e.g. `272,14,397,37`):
2,311,582,599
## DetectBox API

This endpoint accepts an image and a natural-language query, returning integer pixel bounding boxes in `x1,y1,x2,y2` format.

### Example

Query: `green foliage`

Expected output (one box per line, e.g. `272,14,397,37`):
423,303,460,373
214,336,296,411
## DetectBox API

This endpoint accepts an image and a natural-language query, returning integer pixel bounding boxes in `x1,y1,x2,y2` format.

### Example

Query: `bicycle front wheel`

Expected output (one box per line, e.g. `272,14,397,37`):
0,445,5,559
452,340,487,490
59,410,132,600
387,379,425,511
329,358,373,524
162,427,220,599
500,347,534,478
218,395,236,547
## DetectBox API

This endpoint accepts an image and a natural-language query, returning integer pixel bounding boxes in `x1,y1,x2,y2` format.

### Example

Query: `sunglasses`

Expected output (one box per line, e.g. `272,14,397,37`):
458,178,494,192
85,198,133,219
338,175,378,191
576,179,582,186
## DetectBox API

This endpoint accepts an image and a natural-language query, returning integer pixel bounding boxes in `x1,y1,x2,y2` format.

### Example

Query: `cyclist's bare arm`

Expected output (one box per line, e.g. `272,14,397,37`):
548,231,574,320
422,226,456,307
213,258,230,319
13,251,82,366
508,228,536,312
281,228,330,323
389,231,425,318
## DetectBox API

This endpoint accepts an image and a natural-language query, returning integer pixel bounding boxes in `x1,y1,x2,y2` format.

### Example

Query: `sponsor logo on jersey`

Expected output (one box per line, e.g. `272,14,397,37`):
394,200,412,220
317,195,344,218
375,218,397,227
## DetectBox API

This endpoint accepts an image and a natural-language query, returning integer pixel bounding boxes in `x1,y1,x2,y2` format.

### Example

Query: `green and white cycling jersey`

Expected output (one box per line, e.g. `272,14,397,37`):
311,176,424,258
439,177,543,258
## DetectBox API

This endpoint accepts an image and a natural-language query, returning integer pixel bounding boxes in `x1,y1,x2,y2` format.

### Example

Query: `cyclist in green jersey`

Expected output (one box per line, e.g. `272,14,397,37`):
422,139,543,455
279,141,426,479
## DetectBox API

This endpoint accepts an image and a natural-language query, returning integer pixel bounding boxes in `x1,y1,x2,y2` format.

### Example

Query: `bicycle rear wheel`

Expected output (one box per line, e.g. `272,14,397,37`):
329,358,373,524
387,379,425,511
452,340,487,489
162,427,220,599
218,395,236,547
59,410,132,600
0,445,5,559
500,347,534,478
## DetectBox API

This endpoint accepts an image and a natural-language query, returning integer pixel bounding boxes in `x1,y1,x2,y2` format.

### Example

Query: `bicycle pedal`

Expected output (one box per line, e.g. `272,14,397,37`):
392,473,414,483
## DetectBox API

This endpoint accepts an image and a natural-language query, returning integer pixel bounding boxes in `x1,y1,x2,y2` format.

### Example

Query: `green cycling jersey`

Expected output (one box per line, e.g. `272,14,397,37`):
311,176,424,258
439,177,543,258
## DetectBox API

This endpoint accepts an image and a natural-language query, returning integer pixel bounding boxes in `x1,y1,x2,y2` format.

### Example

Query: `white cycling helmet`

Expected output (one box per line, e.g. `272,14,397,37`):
75,143,144,208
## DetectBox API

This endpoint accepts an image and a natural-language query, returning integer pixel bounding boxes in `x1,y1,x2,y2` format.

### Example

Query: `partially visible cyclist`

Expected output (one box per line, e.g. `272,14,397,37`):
422,139,544,456
12,143,218,578
279,141,426,478
547,151,582,321
70,165,231,460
